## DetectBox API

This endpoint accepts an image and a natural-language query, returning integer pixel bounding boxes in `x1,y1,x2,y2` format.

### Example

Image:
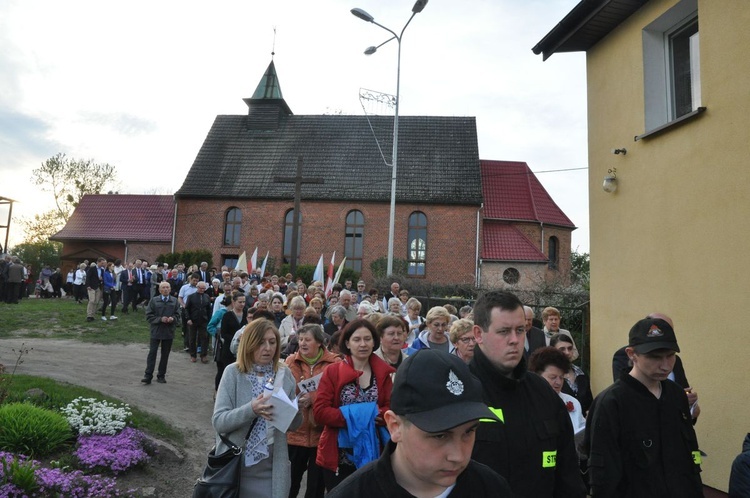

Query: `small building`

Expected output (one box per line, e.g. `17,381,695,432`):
534,0,747,492
479,160,575,289
51,194,175,271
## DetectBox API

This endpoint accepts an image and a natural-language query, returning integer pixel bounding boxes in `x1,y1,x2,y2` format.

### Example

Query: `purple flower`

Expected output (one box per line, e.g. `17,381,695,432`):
74,427,150,474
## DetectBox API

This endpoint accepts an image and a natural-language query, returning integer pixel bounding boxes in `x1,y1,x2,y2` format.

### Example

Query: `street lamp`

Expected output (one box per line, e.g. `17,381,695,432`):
351,0,428,277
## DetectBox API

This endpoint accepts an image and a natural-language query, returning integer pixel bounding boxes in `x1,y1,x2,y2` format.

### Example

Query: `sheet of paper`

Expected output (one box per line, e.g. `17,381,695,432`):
298,373,323,394
268,388,299,433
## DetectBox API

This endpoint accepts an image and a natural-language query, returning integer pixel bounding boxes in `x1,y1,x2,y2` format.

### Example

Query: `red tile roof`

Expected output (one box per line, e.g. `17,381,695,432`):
481,160,575,227
482,221,548,262
51,195,174,242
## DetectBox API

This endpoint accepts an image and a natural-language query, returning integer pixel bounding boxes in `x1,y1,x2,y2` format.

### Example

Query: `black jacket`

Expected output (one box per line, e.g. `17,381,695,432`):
219,309,247,363
86,265,103,290
585,373,702,497
729,433,750,498
185,292,212,324
328,441,512,498
145,295,180,340
469,347,586,498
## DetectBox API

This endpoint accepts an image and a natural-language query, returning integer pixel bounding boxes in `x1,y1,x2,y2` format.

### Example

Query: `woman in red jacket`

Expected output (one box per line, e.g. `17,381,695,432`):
313,319,395,491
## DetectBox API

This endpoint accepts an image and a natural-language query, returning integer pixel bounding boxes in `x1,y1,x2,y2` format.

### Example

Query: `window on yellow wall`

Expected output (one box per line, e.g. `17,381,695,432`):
642,0,700,133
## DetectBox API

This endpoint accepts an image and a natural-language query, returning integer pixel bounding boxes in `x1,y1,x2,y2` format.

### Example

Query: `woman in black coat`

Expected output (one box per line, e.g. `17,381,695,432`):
215,291,247,391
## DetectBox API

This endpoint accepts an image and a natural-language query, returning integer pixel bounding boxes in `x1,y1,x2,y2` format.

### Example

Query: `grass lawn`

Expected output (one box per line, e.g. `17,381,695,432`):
0,297,154,344
0,297,186,444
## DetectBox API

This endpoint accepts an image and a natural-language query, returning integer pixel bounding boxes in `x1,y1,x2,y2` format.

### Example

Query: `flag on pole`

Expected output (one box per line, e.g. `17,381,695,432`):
312,254,324,284
260,251,269,278
325,252,336,297
250,247,258,274
235,251,248,273
333,257,347,287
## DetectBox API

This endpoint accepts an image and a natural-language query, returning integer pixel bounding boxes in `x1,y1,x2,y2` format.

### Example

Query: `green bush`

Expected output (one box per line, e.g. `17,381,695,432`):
155,250,213,269
370,256,409,278
0,403,73,457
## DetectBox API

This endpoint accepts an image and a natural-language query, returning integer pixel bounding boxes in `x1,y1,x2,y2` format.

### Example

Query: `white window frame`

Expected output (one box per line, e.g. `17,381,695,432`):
642,0,700,133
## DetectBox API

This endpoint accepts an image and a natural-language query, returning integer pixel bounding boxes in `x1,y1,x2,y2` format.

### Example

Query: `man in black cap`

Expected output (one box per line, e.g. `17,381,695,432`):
328,349,511,497
585,317,703,497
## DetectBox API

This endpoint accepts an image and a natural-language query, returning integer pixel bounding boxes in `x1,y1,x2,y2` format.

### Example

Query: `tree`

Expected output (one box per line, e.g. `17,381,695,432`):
570,251,590,291
31,153,117,223
19,210,66,244
11,240,62,272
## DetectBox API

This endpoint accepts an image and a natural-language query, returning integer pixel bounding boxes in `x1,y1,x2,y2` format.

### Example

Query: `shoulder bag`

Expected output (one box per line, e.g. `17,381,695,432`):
192,418,258,498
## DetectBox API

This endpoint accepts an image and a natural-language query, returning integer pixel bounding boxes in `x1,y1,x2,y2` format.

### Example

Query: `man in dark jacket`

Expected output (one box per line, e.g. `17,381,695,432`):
469,291,586,498
329,349,511,498
185,281,212,363
142,281,180,384
729,433,750,498
4,257,25,304
586,317,703,497
85,258,106,321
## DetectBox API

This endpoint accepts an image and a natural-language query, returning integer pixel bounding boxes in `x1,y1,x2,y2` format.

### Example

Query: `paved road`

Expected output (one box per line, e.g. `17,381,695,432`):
0,337,217,494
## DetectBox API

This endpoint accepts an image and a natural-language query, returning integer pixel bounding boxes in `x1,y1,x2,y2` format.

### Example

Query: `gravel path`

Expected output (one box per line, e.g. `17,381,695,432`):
0,337,218,496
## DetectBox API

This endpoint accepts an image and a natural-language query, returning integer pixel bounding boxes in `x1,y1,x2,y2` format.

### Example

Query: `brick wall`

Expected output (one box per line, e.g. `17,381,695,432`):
59,240,170,274
175,198,480,285
511,222,573,285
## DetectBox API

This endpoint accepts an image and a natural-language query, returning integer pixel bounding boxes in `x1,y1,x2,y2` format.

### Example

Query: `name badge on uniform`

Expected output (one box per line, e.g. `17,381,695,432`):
542,450,557,468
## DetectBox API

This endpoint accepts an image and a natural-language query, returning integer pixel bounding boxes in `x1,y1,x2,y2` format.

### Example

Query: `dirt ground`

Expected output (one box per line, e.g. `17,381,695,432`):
0,337,217,497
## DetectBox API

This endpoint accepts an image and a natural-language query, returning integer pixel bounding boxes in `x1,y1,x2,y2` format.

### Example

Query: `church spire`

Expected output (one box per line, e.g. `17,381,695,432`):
251,60,285,100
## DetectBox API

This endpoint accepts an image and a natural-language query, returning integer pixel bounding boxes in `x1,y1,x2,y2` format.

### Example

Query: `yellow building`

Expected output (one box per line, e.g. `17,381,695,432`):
534,0,750,492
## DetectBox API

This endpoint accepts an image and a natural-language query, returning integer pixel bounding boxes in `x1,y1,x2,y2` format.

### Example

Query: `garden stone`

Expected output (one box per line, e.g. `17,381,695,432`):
24,387,47,400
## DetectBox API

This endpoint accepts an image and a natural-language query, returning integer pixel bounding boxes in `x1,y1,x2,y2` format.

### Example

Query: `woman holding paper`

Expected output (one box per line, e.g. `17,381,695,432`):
285,324,341,498
212,319,302,498
313,319,395,491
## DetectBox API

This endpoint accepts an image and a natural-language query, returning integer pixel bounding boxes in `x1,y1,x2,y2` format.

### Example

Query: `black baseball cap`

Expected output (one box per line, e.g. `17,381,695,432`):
390,349,498,432
628,318,680,354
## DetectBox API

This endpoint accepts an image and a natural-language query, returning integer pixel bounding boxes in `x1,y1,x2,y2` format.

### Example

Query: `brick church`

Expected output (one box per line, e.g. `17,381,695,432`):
52,59,574,288
173,59,575,287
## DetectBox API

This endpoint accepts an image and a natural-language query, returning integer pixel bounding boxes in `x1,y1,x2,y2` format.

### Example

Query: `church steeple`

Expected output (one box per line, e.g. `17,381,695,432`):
244,60,293,130
251,60,284,100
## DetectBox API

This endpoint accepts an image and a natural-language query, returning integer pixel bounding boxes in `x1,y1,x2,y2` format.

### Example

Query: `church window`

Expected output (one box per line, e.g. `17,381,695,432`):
407,212,427,277
344,210,364,273
224,207,242,246
548,236,559,270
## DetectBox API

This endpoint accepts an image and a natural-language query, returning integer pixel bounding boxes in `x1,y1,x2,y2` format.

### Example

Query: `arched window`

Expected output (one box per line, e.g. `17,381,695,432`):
224,207,241,246
344,210,364,273
283,209,302,264
548,236,559,270
407,212,427,276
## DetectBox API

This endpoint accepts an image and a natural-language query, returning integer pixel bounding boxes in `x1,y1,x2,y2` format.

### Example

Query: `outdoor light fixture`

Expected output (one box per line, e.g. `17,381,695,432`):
603,168,618,193
351,0,428,276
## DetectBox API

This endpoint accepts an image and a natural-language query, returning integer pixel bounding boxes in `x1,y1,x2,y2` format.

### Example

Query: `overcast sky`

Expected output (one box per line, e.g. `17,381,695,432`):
0,0,589,253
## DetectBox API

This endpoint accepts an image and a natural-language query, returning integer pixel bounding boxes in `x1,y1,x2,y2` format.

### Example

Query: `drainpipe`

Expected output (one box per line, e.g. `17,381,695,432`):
540,222,545,254
171,196,178,253
475,205,482,288
123,240,128,263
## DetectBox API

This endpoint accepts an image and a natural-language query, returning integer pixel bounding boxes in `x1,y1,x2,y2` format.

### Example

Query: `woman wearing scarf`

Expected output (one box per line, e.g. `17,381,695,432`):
285,324,341,498
212,319,302,498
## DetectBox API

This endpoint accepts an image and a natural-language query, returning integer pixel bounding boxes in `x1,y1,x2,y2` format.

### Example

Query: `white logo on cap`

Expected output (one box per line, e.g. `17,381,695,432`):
446,370,464,396
646,325,663,337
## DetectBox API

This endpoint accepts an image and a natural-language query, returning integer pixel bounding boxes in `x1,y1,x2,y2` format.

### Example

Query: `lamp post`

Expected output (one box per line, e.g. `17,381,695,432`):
351,0,428,277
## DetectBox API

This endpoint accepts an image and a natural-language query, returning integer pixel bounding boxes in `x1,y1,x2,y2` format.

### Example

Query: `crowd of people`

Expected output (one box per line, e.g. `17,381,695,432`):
4,254,721,496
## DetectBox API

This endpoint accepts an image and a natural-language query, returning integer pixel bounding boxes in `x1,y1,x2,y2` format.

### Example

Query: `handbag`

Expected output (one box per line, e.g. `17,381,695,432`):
192,419,258,498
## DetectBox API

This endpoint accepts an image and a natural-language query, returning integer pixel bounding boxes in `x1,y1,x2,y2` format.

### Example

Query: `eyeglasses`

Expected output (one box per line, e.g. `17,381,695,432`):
458,336,476,344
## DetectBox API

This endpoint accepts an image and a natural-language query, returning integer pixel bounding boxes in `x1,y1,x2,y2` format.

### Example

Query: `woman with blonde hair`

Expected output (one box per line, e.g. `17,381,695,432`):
411,306,455,354
279,295,307,349
212,319,301,498
449,318,476,363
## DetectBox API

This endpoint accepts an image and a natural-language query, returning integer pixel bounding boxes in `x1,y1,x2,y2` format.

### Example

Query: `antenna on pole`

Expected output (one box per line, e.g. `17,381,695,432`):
271,26,277,59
